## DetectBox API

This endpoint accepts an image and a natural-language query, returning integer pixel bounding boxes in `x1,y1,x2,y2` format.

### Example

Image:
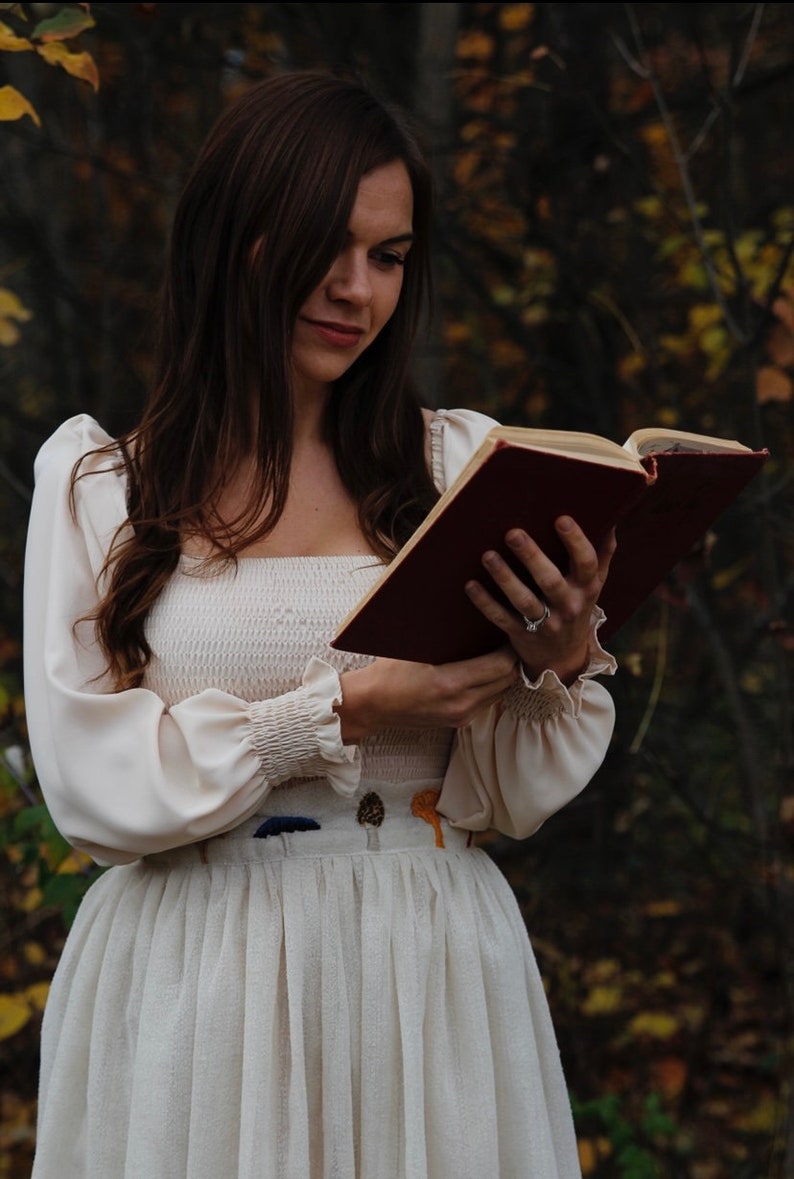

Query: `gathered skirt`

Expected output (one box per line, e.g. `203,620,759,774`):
32,780,582,1179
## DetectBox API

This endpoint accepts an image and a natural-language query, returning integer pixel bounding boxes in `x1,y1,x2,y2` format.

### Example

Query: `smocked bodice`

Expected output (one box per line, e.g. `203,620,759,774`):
143,554,455,782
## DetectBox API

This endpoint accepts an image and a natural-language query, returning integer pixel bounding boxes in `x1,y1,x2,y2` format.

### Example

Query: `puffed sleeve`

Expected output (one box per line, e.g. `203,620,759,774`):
23,415,360,867
430,408,617,840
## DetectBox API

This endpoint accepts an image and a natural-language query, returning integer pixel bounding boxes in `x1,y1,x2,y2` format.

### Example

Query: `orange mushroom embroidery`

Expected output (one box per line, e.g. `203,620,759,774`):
410,788,444,848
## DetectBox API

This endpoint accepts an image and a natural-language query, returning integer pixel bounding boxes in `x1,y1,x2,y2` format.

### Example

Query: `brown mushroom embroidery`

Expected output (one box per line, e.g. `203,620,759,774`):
356,791,385,827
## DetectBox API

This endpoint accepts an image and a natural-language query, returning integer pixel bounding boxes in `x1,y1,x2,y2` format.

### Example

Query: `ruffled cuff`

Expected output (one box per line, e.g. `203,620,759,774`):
247,657,361,796
512,606,617,721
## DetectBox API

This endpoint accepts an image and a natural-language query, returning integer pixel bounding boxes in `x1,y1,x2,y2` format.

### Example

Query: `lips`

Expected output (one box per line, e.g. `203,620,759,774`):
303,319,365,348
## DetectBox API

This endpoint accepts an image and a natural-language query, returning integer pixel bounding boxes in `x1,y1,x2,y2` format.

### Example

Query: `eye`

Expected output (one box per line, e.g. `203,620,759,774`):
370,249,406,270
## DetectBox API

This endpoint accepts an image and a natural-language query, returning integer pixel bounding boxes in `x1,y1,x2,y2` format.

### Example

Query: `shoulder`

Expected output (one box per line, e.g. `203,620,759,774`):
33,413,119,483
31,415,129,559
424,406,501,492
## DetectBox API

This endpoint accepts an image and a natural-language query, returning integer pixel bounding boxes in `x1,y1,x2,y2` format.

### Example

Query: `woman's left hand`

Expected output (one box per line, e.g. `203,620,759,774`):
464,516,616,686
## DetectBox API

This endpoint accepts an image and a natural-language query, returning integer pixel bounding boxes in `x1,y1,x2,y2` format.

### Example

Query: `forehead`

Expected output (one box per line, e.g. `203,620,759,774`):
349,160,414,236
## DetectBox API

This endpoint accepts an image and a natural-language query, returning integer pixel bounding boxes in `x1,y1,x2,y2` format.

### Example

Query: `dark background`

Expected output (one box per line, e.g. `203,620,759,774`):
1,4,792,1175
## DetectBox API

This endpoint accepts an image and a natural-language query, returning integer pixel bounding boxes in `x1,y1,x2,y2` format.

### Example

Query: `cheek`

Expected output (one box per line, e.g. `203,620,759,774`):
377,273,405,328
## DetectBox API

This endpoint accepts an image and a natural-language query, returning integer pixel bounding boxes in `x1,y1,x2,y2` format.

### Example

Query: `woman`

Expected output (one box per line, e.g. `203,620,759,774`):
24,71,617,1178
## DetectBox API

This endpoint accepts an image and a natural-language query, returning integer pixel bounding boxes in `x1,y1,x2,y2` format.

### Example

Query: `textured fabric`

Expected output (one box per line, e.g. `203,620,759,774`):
25,410,618,1178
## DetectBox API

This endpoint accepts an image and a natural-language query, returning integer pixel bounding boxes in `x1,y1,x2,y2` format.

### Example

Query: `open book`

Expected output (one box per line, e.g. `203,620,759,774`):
330,424,769,664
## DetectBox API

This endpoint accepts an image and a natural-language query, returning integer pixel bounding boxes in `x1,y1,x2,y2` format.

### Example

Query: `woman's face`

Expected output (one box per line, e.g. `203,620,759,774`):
290,159,414,402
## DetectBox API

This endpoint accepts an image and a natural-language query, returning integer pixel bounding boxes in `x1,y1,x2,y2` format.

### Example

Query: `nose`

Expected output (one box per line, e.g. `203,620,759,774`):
326,250,372,307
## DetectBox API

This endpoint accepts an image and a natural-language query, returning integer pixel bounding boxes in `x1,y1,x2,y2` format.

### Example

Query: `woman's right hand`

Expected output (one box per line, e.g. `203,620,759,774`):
335,647,520,742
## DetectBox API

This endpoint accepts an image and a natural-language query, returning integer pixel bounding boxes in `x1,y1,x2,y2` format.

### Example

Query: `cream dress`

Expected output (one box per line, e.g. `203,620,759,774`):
24,409,616,1179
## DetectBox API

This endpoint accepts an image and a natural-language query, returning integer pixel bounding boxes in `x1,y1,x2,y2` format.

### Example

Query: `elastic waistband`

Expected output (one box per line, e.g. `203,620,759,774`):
145,779,472,866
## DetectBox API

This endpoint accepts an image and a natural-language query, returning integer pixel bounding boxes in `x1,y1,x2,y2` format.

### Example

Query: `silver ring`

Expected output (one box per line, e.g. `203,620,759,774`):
522,602,550,633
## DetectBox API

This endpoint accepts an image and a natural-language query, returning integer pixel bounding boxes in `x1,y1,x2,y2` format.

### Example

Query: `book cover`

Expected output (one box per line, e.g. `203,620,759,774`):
596,448,767,641
331,436,768,664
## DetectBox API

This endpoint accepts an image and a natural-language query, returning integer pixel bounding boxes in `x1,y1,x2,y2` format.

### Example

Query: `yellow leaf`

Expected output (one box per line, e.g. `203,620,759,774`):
57,848,94,873
0,285,32,347
0,83,41,126
25,981,50,1011
711,555,752,590
643,900,681,917
444,321,470,345
0,317,21,345
651,405,679,429
20,885,43,913
0,287,32,320
735,1090,781,1133
688,303,722,333
457,29,495,61
22,940,46,966
628,1010,679,1039
582,984,623,1016
757,365,792,404
0,19,32,50
36,40,98,90
499,4,534,31
699,324,728,358
577,1136,612,1174
0,993,31,1040
588,958,621,982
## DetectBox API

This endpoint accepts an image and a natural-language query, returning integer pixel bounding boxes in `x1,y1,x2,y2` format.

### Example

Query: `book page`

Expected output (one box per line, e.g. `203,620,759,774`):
491,426,641,470
625,427,753,459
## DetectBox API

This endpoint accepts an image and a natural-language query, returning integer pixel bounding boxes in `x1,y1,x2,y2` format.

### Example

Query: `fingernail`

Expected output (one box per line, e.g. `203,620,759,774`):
483,550,499,567
506,530,523,548
557,516,573,532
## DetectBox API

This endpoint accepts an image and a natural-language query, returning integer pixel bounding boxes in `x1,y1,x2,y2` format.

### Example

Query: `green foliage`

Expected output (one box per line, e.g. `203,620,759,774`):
0,706,101,932
572,1091,678,1178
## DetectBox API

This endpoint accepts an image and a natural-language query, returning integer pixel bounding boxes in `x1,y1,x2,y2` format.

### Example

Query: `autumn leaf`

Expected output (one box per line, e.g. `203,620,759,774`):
577,1136,612,1174
31,6,95,42
649,1055,688,1099
756,364,792,404
735,1090,782,1133
766,320,794,368
456,29,495,61
498,4,534,32
0,993,30,1040
22,940,46,966
25,980,50,1011
582,985,623,1016
0,83,40,127
0,285,33,345
56,848,94,874
36,40,99,90
643,900,682,917
771,291,794,332
628,1011,679,1039
0,18,32,50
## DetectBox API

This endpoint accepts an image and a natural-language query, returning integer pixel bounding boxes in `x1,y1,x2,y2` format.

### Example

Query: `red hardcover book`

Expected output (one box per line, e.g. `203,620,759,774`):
330,426,769,663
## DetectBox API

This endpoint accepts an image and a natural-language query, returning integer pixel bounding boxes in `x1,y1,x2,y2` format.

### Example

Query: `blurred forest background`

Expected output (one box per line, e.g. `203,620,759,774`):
0,2,792,1176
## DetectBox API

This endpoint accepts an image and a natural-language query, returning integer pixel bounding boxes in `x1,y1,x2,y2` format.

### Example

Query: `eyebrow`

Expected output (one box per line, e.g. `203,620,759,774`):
380,233,415,246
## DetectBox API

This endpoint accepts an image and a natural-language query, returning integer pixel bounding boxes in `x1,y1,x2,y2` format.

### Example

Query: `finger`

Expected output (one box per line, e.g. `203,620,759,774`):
551,517,601,585
465,576,537,641
441,614,521,675
478,550,549,620
502,529,568,602
596,527,617,580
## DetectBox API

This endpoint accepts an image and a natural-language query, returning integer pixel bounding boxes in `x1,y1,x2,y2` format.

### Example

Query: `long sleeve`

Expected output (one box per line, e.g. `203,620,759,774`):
430,408,617,839
23,415,360,866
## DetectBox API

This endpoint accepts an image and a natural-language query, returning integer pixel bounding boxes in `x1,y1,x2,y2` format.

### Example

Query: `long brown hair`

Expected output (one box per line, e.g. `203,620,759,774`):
77,71,438,689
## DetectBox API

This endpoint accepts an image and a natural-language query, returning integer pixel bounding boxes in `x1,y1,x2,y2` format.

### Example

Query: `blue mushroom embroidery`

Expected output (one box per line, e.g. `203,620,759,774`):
253,816,321,839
